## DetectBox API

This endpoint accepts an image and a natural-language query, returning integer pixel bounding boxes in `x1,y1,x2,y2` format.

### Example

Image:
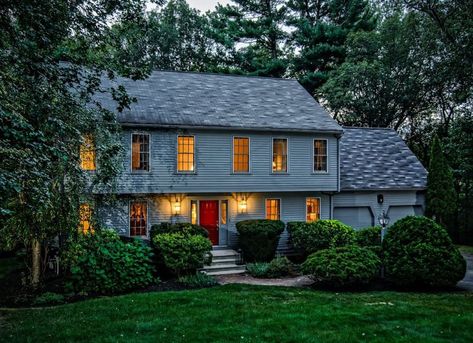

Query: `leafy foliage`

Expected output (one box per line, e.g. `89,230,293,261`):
302,245,381,287
61,230,155,294
236,219,285,262
246,263,270,278
355,226,381,247
383,216,466,288
152,232,212,277
247,256,294,278
287,220,356,256
150,222,209,241
177,273,218,288
33,292,66,306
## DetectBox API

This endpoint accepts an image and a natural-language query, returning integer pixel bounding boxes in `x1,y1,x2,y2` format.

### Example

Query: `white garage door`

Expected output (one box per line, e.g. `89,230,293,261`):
333,207,374,229
388,205,423,225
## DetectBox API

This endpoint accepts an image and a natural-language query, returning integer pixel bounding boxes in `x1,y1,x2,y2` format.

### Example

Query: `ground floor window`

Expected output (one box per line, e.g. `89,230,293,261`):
306,198,320,222
266,199,281,220
130,201,147,236
190,200,198,225
221,200,228,225
79,203,93,233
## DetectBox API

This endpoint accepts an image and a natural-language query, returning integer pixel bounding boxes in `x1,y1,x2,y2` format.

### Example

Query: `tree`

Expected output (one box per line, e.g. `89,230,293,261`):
425,136,457,234
0,0,152,287
287,0,376,95
209,0,289,77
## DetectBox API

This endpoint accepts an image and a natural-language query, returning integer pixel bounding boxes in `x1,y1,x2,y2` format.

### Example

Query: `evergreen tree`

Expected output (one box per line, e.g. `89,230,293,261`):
426,136,457,233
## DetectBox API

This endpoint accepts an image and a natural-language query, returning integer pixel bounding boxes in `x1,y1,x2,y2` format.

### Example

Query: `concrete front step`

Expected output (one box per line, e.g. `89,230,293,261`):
201,248,246,276
211,258,239,266
211,249,239,258
205,269,246,276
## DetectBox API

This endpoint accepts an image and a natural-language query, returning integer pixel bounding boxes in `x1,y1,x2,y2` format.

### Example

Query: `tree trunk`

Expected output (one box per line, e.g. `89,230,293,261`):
31,239,41,288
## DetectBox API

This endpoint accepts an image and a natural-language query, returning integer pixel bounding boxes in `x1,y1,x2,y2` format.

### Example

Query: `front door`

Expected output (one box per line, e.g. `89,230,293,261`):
199,200,219,245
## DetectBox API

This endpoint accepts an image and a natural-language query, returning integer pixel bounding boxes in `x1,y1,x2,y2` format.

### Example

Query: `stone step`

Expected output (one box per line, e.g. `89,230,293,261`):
202,264,246,272
211,250,239,258
204,268,246,276
211,257,239,265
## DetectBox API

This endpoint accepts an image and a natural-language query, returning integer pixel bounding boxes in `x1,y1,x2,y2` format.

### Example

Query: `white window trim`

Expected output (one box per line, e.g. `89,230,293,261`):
176,134,196,174
128,199,149,239
271,137,289,174
305,197,321,222
232,136,251,174
131,132,151,173
265,198,282,221
313,138,328,174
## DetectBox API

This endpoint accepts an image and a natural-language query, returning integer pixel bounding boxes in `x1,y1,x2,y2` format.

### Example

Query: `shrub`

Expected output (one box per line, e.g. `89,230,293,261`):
150,222,208,241
302,246,381,287
267,256,294,278
178,273,217,288
33,292,65,306
288,220,356,256
356,226,382,247
152,233,212,276
62,229,155,294
383,216,466,288
236,219,285,262
246,262,270,278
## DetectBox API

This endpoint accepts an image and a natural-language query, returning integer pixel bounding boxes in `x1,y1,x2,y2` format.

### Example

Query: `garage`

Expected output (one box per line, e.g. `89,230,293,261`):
388,205,423,225
333,206,374,229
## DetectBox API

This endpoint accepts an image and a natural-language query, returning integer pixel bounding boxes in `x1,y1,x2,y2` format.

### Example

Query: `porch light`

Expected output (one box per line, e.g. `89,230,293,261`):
378,210,390,233
174,201,181,215
239,199,247,213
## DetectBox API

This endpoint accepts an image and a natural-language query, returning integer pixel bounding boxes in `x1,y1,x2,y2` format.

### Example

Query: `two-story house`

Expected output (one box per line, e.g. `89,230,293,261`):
81,71,427,254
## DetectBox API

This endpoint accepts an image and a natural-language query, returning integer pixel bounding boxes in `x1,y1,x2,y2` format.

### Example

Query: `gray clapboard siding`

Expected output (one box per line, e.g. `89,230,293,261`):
112,128,339,194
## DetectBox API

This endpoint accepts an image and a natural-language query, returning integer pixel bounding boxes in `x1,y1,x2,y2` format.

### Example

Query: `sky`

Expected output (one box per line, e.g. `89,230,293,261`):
186,0,230,12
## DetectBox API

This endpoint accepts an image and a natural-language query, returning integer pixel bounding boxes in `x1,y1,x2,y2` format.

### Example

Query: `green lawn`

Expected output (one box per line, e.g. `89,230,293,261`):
1,284,473,343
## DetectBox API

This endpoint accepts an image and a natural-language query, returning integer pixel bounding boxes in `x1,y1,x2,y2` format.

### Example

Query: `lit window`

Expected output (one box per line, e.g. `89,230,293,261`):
266,199,280,220
191,200,198,225
79,203,93,234
132,134,150,171
314,140,327,172
177,136,195,172
130,201,147,236
272,138,287,172
233,137,249,173
306,198,320,222
80,135,96,171
221,200,228,225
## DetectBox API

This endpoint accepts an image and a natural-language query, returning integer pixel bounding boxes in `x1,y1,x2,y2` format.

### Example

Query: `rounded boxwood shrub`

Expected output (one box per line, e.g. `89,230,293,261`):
236,219,285,262
287,220,356,256
383,216,466,288
152,232,212,277
150,222,208,241
356,226,381,247
302,245,381,287
62,229,155,294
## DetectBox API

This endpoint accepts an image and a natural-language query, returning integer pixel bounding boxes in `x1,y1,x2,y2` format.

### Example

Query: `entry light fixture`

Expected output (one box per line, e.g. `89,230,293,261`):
174,200,181,215
377,210,390,241
239,198,247,213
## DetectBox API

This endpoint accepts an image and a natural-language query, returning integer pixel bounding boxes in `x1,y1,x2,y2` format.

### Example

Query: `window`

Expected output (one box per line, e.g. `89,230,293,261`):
80,135,96,171
79,203,93,234
233,137,249,173
177,136,195,172
191,200,198,225
130,201,147,236
220,200,228,225
266,199,281,220
272,138,287,172
132,134,150,171
314,139,327,172
306,198,320,222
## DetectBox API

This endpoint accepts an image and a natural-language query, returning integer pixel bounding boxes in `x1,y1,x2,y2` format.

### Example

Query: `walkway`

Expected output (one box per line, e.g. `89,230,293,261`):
458,253,473,291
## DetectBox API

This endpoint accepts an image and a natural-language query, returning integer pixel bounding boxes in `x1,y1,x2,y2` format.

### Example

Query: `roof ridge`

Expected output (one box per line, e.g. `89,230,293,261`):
151,69,298,82
343,126,395,131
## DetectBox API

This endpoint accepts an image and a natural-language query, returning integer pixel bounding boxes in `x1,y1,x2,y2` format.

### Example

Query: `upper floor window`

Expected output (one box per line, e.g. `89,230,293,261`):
272,138,287,173
132,133,150,171
177,136,195,172
233,137,250,173
314,139,327,172
80,135,96,171
306,198,320,222
79,203,93,234
266,198,281,220
130,201,147,236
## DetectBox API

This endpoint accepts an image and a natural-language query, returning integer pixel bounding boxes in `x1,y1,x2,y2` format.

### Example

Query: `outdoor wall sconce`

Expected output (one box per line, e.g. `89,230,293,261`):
377,194,384,204
173,201,181,215
239,199,247,213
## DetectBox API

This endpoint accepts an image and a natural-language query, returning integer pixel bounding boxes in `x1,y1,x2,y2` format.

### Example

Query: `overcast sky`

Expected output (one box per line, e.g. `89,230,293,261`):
187,0,230,12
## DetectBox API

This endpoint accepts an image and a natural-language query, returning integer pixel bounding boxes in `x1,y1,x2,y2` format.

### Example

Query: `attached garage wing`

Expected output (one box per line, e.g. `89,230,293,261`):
388,205,424,225
333,206,374,229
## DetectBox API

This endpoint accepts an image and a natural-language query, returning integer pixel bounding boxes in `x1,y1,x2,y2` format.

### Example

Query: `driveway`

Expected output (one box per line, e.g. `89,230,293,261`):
458,253,473,291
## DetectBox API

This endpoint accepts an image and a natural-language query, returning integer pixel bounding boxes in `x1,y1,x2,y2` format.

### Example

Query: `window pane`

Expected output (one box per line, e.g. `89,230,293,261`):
79,203,93,233
191,200,198,225
178,136,195,172
233,137,249,173
80,135,96,171
132,134,150,171
314,140,327,172
272,139,287,172
306,198,320,222
266,199,280,220
130,201,147,236
221,201,227,225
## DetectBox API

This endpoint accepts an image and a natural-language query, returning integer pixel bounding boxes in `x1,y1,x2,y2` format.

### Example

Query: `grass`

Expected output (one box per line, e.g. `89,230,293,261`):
1,284,473,343
457,245,473,255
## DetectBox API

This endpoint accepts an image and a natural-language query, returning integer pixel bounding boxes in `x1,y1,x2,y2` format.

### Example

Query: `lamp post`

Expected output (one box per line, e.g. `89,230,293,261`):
378,210,390,278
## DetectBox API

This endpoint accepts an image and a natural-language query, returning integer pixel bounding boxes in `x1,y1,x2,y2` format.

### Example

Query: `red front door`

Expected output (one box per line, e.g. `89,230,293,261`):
199,200,219,245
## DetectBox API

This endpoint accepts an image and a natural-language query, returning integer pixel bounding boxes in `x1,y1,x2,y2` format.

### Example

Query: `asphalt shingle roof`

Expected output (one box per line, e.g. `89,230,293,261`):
97,71,343,133
340,127,428,190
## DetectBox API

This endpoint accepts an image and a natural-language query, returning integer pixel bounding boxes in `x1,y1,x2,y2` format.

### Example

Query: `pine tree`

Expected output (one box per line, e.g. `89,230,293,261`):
426,136,457,233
